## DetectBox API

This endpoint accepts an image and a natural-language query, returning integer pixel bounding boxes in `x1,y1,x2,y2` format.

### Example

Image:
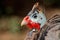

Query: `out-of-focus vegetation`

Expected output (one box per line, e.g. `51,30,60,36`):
0,0,60,40
44,0,60,7
0,16,28,33
0,0,60,33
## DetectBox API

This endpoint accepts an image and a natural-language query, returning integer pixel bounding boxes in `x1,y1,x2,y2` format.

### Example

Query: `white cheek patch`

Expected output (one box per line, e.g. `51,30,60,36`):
38,13,47,28
29,17,38,23
29,11,47,28
32,13,46,28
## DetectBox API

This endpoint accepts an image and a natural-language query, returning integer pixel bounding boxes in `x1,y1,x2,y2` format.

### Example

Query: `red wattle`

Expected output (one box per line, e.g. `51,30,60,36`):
27,22,40,30
24,16,40,30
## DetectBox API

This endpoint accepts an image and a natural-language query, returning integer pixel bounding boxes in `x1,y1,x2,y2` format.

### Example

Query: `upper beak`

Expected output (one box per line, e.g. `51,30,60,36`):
21,16,29,26
21,20,27,26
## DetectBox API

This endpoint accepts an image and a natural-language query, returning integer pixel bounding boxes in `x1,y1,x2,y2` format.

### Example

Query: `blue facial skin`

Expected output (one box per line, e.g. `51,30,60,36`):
28,10,47,28
27,9,47,36
38,12,46,28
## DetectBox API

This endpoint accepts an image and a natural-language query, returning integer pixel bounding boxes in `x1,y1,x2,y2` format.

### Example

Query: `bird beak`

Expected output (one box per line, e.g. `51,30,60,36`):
21,20,27,26
21,16,29,26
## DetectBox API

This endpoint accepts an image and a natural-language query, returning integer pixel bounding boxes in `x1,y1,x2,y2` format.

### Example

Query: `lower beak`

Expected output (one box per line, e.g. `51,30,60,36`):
21,20,27,26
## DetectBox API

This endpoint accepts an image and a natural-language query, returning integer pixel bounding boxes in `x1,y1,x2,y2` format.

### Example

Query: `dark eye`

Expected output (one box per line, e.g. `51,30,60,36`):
34,15,37,18
32,13,37,18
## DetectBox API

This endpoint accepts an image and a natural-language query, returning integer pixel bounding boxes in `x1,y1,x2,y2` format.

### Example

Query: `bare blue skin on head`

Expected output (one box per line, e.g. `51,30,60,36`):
27,9,47,36
28,9,46,28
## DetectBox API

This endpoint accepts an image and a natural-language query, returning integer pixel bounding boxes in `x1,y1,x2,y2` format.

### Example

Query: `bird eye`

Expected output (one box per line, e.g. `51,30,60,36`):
32,13,37,18
34,15,37,18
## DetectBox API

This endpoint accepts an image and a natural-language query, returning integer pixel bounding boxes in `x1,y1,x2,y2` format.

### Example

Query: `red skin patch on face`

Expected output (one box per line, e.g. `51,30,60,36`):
24,16,40,30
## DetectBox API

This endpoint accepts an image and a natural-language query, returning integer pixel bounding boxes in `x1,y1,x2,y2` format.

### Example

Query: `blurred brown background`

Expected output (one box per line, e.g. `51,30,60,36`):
0,0,60,40
0,0,60,17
